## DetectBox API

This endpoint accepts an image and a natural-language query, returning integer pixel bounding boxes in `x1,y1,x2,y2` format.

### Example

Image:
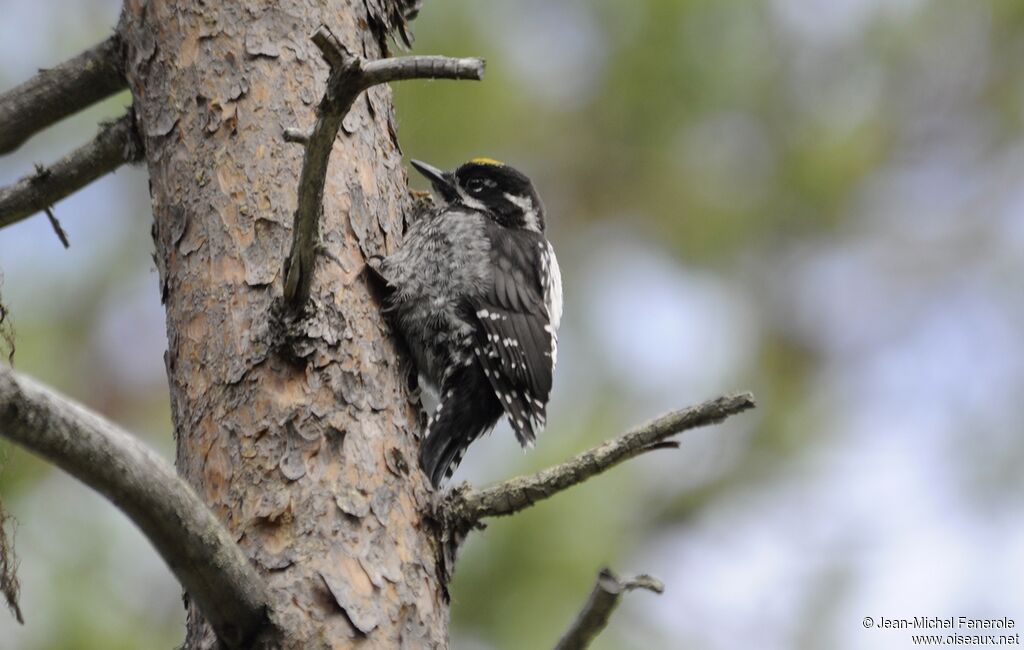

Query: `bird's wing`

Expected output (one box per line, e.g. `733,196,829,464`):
470,226,557,446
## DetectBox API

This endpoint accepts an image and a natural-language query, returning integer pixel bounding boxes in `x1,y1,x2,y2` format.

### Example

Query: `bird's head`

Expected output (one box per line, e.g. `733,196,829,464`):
410,158,546,232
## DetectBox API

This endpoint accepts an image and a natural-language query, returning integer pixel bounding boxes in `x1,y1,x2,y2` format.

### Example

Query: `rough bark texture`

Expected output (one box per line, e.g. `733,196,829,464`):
119,2,444,648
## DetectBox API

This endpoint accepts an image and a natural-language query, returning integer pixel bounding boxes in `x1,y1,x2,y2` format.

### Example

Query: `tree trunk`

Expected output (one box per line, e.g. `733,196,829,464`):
119,2,446,647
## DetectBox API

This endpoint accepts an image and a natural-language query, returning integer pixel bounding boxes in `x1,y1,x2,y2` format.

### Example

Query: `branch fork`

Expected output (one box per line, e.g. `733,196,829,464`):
282,25,485,311
556,568,664,650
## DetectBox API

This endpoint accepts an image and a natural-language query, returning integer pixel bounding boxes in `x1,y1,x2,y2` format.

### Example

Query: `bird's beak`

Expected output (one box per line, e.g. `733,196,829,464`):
410,159,457,202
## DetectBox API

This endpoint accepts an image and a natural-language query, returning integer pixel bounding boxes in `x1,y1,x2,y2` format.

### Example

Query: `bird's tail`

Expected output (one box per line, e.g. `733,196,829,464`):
419,369,503,487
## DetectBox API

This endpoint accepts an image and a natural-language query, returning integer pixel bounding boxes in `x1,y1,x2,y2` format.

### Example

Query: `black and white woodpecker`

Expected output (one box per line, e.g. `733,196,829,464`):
376,158,563,487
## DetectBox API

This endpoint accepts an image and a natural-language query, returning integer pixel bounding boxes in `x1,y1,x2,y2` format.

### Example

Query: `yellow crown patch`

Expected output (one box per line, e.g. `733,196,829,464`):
470,157,504,166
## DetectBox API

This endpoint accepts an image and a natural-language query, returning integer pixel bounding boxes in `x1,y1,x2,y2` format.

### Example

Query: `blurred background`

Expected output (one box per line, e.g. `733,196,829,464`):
2,0,1024,648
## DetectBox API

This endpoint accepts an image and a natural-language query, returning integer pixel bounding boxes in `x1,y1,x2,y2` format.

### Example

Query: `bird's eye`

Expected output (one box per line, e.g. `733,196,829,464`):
466,178,485,194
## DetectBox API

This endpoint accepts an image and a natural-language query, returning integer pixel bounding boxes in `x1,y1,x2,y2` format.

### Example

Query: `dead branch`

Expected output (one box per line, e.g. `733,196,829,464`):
554,568,664,650
0,35,126,155
0,367,275,648
282,25,484,311
440,392,756,530
0,111,142,231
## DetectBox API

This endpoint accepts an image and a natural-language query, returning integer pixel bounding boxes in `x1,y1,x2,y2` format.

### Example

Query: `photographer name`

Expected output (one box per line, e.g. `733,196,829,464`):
876,617,1015,630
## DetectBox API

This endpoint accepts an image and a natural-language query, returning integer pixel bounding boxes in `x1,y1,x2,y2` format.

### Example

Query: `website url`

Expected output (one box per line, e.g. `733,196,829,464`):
912,633,1021,646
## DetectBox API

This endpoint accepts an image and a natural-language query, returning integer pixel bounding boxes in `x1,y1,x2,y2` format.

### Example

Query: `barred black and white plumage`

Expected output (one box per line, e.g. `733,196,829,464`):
377,158,562,487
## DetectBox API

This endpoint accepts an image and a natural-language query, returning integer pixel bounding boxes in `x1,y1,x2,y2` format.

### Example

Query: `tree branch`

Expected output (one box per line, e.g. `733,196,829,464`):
439,392,756,528
0,367,275,648
0,111,143,231
0,35,126,155
554,568,664,650
282,25,484,311
360,55,489,86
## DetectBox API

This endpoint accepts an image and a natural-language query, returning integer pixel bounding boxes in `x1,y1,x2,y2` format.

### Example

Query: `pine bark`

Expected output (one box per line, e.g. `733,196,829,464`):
119,1,445,647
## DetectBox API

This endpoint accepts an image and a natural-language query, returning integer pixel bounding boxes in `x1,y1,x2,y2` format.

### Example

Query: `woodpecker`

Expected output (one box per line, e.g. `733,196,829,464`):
376,158,563,487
